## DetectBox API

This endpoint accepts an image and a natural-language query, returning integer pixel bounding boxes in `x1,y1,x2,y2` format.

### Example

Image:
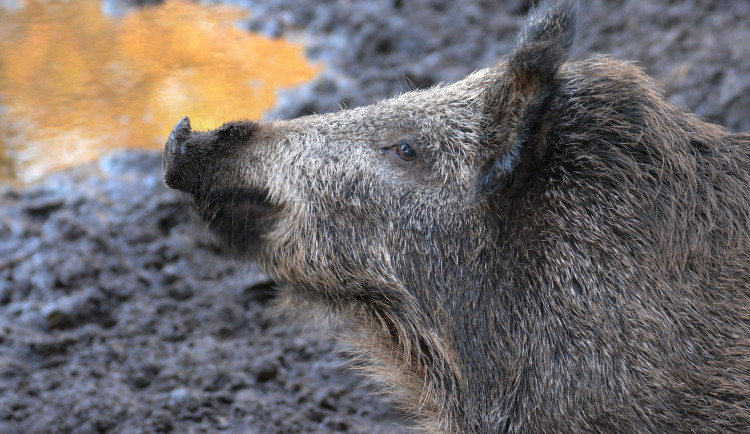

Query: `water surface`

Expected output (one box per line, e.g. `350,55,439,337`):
0,0,318,183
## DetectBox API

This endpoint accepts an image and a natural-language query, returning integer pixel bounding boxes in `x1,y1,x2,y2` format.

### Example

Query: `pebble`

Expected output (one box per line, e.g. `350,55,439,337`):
250,355,279,382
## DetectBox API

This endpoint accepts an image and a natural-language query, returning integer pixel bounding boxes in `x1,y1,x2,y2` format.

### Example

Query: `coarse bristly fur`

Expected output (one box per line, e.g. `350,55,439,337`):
162,0,750,432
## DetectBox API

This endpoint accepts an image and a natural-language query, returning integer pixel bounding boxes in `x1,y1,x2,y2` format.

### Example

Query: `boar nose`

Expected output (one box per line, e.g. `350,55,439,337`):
163,116,203,192
163,116,259,192
165,116,192,156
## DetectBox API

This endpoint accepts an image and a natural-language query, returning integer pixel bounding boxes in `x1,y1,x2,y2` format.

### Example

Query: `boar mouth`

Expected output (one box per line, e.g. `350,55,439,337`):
187,187,280,255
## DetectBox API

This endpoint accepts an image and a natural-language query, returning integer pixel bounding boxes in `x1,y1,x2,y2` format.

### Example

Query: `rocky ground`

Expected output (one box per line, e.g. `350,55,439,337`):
1,0,749,432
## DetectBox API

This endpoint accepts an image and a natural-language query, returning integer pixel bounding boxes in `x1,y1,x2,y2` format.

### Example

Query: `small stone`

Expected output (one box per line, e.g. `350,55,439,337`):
23,197,64,217
250,356,278,382
42,302,74,330
168,387,200,412
0,280,11,304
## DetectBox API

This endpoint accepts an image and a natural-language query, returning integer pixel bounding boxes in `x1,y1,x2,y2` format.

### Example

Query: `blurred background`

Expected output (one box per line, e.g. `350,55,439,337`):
0,1,748,433
2,0,749,184
0,0,318,183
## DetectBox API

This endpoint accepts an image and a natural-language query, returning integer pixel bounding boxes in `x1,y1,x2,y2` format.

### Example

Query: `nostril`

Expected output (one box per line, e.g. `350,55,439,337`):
163,116,195,191
168,116,192,154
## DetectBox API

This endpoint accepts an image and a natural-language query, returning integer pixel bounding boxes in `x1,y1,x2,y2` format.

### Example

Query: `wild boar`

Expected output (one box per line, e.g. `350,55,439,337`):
163,1,750,432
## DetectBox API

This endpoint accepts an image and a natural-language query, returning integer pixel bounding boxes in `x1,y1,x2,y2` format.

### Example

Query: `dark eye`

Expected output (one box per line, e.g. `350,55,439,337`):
394,141,417,161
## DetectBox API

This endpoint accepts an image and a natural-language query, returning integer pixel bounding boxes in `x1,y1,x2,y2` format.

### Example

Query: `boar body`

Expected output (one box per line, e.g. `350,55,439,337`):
163,1,750,432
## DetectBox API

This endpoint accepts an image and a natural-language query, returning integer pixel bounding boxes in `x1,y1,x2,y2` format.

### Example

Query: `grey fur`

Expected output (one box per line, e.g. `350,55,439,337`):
163,1,750,432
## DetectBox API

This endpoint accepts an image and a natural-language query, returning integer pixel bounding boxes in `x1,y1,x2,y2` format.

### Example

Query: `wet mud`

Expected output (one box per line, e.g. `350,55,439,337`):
1,1,748,432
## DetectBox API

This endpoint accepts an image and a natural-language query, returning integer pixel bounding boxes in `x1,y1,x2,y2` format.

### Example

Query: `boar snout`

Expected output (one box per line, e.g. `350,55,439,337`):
163,116,258,193
162,116,274,255
163,116,200,192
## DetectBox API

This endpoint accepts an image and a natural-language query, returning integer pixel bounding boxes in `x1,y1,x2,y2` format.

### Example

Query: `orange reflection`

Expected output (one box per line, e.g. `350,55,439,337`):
0,0,319,183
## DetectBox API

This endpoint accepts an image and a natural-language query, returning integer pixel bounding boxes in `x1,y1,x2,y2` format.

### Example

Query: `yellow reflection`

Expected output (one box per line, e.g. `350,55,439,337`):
0,0,319,183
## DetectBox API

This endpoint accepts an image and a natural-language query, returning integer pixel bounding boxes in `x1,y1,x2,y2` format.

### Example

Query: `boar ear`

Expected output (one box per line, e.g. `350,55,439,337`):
478,0,578,195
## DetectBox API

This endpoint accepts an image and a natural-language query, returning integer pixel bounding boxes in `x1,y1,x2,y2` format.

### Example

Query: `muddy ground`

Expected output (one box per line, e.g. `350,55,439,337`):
1,0,749,432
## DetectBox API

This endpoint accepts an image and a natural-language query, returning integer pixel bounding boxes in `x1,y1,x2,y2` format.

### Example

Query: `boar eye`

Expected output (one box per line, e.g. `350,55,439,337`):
393,141,417,162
